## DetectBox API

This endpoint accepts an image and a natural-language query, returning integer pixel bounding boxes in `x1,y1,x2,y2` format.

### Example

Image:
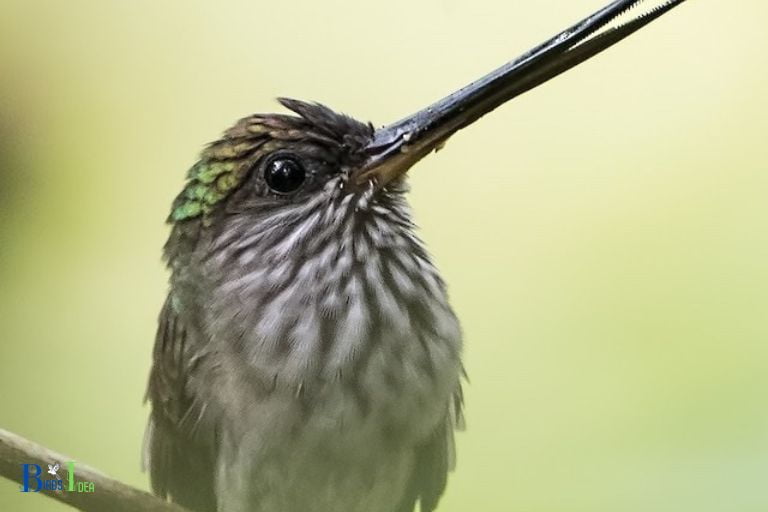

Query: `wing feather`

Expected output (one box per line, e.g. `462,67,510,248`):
398,383,464,512
144,295,217,512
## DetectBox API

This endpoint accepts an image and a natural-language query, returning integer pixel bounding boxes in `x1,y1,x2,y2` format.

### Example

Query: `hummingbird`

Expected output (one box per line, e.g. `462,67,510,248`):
144,1,688,511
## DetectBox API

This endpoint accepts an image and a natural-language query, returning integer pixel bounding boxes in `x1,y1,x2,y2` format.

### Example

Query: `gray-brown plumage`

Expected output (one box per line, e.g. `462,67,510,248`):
145,99,464,512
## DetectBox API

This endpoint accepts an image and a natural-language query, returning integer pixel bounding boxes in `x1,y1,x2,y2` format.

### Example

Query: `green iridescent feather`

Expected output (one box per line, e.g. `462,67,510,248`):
170,160,245,223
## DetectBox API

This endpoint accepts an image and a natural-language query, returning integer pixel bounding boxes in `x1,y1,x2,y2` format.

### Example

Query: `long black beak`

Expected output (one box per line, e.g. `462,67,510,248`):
358,0,687,187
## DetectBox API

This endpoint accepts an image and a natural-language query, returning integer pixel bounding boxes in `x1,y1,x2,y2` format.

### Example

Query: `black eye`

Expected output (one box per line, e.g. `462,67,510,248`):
264,156,306,194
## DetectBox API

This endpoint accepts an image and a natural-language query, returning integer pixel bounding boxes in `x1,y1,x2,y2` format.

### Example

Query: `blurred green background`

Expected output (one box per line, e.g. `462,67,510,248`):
1,1,767,511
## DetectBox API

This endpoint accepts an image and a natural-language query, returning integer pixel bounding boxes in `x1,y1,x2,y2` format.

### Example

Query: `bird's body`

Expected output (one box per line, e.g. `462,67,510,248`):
145,101,463,512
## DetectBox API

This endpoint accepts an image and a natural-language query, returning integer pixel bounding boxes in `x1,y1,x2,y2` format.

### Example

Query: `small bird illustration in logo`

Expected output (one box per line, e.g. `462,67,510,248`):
47,463,59,477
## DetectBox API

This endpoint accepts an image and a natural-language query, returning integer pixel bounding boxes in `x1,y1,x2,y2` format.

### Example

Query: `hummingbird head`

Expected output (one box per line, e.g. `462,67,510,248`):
170,98,380,229
169,0,688,238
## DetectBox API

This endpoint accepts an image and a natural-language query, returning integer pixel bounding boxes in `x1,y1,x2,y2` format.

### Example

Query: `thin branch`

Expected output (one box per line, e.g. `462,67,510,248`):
0,427,188,512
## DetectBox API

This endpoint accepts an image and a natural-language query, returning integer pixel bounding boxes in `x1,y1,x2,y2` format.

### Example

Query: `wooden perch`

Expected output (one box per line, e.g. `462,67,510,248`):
0,427,188,512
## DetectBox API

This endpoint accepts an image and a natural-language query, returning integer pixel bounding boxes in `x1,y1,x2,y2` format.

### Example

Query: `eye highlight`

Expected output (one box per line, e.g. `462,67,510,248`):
264,156,306,194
